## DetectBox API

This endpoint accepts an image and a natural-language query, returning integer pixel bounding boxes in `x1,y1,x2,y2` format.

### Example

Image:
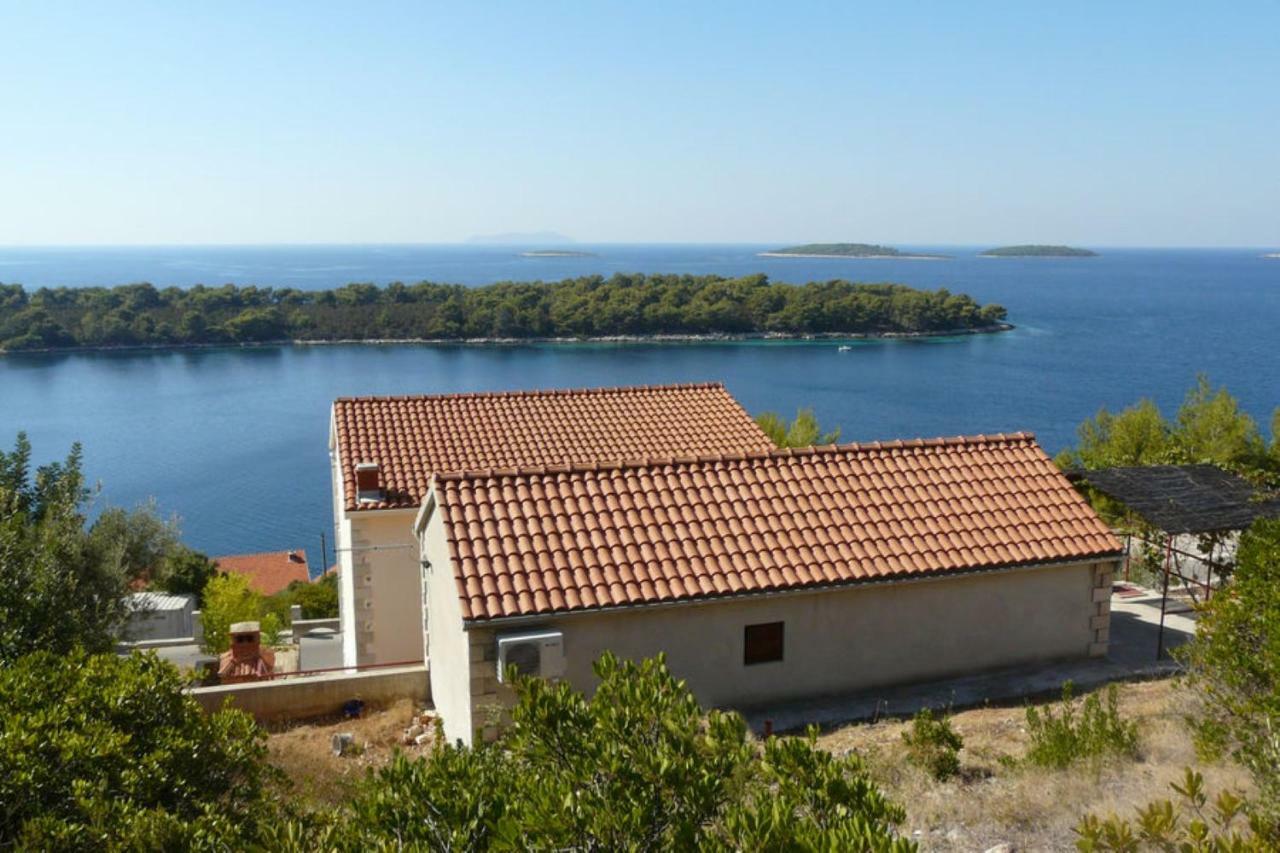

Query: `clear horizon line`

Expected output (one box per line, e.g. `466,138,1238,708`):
0,240,1277,251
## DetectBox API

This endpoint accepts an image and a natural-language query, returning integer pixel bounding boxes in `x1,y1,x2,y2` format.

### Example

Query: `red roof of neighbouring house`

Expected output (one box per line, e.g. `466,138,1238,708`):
332,383,774,512
434,433,1124,623
214,550,310,596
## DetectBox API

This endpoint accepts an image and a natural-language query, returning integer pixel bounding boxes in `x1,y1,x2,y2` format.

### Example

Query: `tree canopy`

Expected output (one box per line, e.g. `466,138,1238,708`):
1055,376,1279,484
755,407,842,448
0,275,1007,351
0,432,212,661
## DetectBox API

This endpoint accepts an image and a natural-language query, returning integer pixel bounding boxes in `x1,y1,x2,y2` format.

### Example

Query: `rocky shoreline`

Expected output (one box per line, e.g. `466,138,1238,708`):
0,324,1014,356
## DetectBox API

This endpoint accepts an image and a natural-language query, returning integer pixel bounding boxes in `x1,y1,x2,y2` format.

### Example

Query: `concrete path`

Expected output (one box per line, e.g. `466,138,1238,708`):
740,588,1196,734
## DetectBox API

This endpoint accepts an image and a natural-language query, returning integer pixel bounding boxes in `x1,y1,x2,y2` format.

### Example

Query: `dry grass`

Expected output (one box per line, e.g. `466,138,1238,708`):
818,677,1252,851
263,677,1250,848
266,698,435,805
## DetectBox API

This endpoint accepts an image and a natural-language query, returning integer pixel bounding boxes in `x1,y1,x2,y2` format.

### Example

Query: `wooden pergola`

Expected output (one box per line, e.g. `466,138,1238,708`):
1071,464,1280,659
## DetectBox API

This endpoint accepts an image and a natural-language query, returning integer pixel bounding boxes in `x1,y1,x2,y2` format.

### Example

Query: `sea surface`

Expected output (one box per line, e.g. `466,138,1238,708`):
0,244,1276,569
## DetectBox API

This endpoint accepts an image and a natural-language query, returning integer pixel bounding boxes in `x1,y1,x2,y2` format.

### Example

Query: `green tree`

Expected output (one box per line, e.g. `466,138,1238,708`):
320,653,912,850
0,649,277,849
1180,518,1280,839
755,407,842,448
200,572,267,654
0,434,129,662
1054,398,1174,470
1175,374,1267,471
85,500,180,584
155,545,222,606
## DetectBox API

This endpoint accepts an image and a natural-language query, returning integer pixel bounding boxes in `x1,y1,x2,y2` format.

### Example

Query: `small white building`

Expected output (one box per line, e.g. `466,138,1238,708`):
416,433,1124,745
122,591,196,642
328,383,776,668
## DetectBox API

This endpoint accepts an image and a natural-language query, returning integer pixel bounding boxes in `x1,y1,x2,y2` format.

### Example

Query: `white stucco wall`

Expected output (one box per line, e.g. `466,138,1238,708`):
421,502,474,744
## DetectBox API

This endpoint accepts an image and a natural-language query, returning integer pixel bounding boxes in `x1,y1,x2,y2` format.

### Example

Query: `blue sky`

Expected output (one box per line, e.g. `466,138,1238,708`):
1,2,1277,246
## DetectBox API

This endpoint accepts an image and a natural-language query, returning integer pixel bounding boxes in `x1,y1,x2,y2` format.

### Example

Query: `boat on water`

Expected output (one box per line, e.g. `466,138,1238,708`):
837,345,852,352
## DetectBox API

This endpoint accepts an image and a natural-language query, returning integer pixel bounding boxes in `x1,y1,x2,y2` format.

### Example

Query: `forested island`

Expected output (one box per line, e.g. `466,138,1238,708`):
980,245,1098,257
760,243,951,259
0,274,1008,352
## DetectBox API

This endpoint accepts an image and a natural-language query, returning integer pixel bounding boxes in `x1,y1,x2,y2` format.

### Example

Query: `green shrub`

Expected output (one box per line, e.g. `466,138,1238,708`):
294,653,914,850
1180,517,1280,839
1075,768,1266,851
266,573,338,621
902,707,963,781
1024,682,1139,769
0,650,277,848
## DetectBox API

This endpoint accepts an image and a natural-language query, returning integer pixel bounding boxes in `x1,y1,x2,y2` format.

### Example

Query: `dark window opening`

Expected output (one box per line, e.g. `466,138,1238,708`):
744,621,784,665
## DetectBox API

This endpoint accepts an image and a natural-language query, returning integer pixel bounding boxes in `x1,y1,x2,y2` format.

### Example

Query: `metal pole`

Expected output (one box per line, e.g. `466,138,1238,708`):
320,531,328,574
1156,533,1173,660
1123,532,1132,582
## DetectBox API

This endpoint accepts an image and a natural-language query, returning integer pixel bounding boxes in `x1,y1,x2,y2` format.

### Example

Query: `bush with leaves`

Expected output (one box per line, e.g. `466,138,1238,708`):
305,653,913,850
1075,768,1265,851
1024,682,1139,770
902,707,964,781
0,650,278,849
1180,518,1280,840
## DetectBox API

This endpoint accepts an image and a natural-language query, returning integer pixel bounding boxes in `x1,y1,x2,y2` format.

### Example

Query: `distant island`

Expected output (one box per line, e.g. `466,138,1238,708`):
521,250,597,258
0,275,1009,352
1263,253,1280,259
980,245,1098,257
760,243,950,260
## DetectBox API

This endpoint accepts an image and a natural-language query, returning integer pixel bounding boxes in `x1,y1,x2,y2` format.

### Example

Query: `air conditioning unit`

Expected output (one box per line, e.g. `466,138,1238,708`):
496,629,565,683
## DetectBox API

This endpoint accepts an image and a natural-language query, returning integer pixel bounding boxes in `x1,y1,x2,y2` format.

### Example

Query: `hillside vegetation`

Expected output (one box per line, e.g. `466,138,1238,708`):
0,274,1007,351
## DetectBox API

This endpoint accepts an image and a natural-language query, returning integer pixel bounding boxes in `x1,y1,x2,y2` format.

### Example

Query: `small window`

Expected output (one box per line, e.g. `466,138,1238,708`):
744,621,784,665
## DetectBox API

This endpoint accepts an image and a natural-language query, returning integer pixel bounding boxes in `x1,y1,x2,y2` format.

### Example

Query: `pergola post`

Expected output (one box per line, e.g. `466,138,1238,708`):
1156,533,1173,660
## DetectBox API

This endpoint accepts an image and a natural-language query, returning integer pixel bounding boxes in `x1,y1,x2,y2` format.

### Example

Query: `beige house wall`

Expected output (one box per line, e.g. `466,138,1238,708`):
450,559,1117,745
332,405,429,668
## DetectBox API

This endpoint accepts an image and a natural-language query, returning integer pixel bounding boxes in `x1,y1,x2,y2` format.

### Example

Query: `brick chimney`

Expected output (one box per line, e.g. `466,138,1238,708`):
355,462,381,502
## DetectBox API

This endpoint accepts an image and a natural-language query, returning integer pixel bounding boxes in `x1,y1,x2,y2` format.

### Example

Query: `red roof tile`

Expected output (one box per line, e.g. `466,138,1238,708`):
333,383,774,511
434,434,1123,622
214,550,310,596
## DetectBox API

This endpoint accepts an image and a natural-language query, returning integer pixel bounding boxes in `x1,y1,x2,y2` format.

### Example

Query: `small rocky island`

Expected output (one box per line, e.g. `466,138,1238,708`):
520,250,598,258
760,243,950,259
980,245,1098,257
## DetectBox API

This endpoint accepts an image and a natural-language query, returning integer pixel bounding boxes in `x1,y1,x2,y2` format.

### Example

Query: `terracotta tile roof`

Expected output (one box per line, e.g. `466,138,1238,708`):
333,383,774,511
214,550,310,596
433,433,1124,623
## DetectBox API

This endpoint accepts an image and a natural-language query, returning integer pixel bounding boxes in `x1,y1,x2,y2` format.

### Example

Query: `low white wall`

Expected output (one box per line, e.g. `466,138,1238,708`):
189,664,429,723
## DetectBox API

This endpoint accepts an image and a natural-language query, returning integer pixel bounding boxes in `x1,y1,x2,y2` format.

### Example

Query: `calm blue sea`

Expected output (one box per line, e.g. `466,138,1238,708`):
0,244,1277,568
